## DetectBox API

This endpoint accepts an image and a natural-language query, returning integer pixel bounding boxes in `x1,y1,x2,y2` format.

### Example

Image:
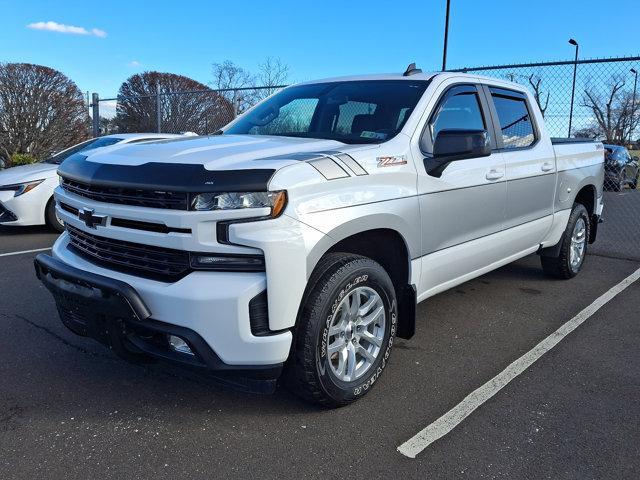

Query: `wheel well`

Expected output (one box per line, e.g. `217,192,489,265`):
326,229,416,339
326,229,410,287
574,184,598,243
574,185,595,215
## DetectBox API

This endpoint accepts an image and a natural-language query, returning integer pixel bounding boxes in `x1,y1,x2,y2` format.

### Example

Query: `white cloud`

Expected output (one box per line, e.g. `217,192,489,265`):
98,100,118,119
91,28,107,38
27,21,107,38
128,60,141,67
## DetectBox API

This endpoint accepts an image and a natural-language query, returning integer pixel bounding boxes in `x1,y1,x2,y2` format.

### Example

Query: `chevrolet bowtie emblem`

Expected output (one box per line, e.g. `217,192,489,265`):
78,207,107,229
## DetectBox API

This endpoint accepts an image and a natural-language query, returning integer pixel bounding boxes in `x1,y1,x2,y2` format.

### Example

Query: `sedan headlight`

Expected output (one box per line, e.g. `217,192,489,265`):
190,190,287,217
0,179,45,197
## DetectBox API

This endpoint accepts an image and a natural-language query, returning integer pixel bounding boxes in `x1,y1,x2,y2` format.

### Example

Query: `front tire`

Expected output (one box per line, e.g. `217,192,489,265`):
285,253,397,407
45,198,64,233
541,203,590,279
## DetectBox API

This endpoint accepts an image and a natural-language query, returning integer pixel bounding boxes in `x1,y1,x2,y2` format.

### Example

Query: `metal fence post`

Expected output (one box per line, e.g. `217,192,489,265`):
156,83,162,133
91,93,100,137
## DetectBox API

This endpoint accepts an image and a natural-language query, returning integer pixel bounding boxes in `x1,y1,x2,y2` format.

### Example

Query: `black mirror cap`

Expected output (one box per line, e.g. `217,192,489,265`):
434,129,491,159
425,129,491,177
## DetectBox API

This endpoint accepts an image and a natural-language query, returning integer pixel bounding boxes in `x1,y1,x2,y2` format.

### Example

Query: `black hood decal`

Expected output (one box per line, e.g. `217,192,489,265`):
58,154,276,193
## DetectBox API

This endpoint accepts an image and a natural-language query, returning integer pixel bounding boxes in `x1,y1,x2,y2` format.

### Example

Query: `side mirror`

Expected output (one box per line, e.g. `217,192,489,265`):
425,129,491,177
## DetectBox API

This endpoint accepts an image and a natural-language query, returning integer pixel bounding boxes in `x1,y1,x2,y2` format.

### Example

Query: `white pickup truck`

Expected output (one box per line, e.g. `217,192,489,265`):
35,68,604,407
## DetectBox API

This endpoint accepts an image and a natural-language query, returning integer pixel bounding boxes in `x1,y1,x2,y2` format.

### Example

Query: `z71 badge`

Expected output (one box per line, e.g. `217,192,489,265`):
377,155,407,167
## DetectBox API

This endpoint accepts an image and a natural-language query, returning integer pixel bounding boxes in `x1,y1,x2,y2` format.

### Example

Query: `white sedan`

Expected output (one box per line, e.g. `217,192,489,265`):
0,133,189,232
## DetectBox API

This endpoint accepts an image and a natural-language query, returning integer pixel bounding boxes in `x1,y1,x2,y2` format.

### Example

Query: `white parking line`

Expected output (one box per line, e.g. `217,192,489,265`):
397,266,640,459
0,247,51,258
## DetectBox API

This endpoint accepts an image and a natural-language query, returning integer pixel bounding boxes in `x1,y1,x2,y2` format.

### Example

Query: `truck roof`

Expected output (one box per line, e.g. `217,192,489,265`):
297,71,529,93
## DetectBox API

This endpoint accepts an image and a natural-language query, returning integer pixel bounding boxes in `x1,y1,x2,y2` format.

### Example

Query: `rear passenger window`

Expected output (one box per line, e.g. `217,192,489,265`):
430,87,485,141
491,93,536,149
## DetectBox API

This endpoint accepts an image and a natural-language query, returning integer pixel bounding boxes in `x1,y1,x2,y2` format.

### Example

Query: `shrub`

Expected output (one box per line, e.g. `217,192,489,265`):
10,153,37,166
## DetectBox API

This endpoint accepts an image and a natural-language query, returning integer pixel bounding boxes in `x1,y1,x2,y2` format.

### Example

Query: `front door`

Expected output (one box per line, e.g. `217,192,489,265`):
414,81,506,297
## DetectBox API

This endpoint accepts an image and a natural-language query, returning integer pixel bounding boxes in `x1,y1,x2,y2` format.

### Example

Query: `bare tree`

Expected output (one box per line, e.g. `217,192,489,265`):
581,78,629,143
0,63,90,164
256,57,289,100
115,71,234,134
211,60,256,116
528,75,550,117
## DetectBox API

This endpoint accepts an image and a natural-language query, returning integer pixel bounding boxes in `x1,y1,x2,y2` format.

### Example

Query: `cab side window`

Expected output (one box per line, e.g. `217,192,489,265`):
490,89,536,149
429,86,485,142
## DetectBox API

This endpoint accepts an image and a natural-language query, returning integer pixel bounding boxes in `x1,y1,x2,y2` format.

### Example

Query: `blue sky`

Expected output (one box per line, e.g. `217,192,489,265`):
2,0,639,99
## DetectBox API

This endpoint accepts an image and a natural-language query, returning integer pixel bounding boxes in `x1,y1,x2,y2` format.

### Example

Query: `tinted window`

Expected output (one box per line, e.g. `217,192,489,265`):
430,88,485,140
249,98,319,136
491,93,536,149
226,80,429,144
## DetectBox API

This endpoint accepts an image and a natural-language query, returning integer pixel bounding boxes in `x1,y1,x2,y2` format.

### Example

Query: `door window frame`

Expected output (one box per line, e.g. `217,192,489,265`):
420,83,498,155
483,85,540,151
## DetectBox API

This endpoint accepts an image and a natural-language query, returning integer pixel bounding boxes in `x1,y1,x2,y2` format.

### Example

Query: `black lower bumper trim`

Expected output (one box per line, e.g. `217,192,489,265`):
33,254,283,380
0,203,18,223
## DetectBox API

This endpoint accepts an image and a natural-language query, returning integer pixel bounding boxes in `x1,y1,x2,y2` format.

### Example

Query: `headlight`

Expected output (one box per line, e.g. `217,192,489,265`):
0,179,45,197
190,190,287,217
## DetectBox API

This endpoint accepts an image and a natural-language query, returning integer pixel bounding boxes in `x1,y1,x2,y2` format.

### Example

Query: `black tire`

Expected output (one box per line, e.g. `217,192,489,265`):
631,171,639,190
45,198,64,233
284,253,397,407
541,203,590,279
612,172,624,192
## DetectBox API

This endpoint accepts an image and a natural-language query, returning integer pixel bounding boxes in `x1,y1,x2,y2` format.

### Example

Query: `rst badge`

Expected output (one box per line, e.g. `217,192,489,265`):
377,155,407,167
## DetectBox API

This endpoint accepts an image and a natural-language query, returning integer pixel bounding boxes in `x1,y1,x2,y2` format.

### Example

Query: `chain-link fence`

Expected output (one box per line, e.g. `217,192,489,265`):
91,85,285,137
451,56,640,142
89,55,640,261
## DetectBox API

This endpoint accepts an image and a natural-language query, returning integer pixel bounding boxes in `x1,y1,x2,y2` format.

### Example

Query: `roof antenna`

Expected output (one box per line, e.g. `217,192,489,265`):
403,62,422,76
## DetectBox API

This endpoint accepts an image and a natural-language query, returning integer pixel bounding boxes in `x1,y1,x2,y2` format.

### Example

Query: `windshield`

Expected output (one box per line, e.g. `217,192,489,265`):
44,136,123,164
225,80,429,144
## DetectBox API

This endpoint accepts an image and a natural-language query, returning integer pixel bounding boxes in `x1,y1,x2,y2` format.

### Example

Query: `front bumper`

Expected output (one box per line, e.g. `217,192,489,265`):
37,236,293,375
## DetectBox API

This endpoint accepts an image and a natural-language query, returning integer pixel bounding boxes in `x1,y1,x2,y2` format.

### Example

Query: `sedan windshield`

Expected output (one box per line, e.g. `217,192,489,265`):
225,80,429,144
44,136,123,165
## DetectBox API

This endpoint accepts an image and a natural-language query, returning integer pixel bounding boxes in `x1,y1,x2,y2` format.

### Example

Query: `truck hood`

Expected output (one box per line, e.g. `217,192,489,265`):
0,162,58,186
57,134,377,193
84,134,352,170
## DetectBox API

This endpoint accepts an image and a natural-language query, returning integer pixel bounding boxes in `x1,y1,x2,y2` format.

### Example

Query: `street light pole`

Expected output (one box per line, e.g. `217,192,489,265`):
629,68,638,142
442,0,451,71
568,38,579,137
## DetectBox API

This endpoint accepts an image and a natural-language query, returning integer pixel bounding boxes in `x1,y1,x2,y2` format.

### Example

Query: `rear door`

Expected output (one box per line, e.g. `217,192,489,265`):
484,86,556,239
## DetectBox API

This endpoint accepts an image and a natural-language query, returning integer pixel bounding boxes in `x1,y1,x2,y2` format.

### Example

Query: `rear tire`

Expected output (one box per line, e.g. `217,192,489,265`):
45,198,64,233
612,172,624,192
631,171,639,190
284,253,397,407
541,203,590,279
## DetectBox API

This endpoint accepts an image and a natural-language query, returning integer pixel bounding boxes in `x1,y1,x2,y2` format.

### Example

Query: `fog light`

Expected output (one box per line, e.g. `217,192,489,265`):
168,335,194,356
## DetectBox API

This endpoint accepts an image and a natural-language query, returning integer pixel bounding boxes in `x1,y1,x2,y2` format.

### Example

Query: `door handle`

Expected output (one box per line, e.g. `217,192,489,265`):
485,169,504,181
541,162,554,172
